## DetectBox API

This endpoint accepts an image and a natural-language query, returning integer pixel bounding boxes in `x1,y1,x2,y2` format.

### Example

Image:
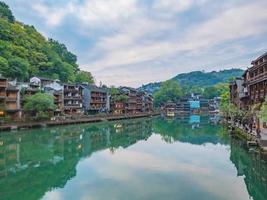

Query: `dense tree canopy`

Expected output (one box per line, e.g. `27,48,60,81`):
154,80,183,106
24,93,55,119
259,98,267,122
0,1,94,83
75,70,94,84
203,86,219,99
0,2,14,22
109,87,128,102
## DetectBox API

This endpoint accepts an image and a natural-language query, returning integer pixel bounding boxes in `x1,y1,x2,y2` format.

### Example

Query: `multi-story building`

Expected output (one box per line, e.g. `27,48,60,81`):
0,76,21,120
111,100,125,115
43,80,64,114
164,101,176,117
243,52,267,104
229,77,248,109
63,84,83,114
110,91,126,115
208,97,221,111
136,91,143,113
81,84,109,114
120,87,138,114
177,98,190,113
142,93,153,113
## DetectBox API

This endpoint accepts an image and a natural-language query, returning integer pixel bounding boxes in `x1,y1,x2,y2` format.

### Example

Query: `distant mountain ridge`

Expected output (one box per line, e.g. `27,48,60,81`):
140,68,244,93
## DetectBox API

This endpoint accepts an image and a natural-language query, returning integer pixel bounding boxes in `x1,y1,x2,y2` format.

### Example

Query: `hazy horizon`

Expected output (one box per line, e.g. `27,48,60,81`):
4,0,267,87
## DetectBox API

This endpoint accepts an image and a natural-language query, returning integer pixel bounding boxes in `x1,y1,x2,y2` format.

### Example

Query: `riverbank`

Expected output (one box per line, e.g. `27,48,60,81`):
224,119,267,153
0,112,160,132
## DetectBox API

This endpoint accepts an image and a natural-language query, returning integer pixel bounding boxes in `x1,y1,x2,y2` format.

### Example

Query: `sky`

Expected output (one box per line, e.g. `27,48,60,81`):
4,0,267,87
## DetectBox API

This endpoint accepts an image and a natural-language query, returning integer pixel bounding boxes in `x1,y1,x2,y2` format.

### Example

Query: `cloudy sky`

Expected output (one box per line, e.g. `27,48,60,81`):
4,0,267,87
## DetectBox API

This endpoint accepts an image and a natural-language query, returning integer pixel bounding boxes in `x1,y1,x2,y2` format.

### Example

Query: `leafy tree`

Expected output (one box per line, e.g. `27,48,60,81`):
7,57,29,80
259,98,267,122
24,93,55,119
0,2,94,83
75,70,94,84
190,86,203,95
219,90,230,117
154,80,183,107
109,87,128,102
203,86,219,99
215,83,229,94
0,2,15,22
0,56,8,75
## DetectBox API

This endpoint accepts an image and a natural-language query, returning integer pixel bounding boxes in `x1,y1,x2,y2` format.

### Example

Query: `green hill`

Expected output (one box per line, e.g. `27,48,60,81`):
140,68,244,93
0,1,93,83
172,69,244,87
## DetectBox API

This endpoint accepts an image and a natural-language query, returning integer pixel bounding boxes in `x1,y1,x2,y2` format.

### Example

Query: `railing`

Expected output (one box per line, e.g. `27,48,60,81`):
0,83,7,87
91,100,106,104
91,93,106,97
5,97,17,102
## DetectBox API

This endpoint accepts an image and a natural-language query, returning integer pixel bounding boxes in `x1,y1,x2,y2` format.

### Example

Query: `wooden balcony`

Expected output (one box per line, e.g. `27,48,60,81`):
0,82,7,88
91,93,106,97
5,97,17,102
247,72,267,84
0,92,5,98
64,96,82,100
64,104,81,108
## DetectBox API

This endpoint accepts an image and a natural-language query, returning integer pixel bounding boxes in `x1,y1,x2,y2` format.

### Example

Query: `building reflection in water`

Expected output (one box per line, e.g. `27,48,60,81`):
0,118,153,200
0,116,266,200
230,138,267,200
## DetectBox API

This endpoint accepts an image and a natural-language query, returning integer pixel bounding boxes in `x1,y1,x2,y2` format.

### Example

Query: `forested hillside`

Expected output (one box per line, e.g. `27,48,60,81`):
140,69,244,94
172,69,243,87
0,1,93,83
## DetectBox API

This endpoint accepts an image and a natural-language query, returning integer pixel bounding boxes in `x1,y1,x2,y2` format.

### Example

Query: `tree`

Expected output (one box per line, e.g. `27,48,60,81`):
7,57,29,80
0,56,8,76
75,70,94,84
259,98,267,122
219,90,230,117
190,86,203,95
0,2,15,22
154,80,183,107
109,87,128,102
0,2,94,83
203,86,219,99
24,93,55,120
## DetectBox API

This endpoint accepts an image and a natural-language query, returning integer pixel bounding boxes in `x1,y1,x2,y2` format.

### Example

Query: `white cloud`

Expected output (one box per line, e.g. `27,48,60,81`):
81,0,267,86
8,0,267,86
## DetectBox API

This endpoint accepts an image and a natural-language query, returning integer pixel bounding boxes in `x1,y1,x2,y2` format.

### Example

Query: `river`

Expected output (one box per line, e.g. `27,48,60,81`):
0,116,266,200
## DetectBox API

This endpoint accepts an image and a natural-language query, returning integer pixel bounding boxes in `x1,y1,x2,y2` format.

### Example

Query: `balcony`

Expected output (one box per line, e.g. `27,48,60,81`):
6,97,17,102
64,104,81,108
0,82,7,88
0,93,5,98
247,72,267,84
91,93,106,97
64,96,82,100
5,104,19,112
91,100,106,104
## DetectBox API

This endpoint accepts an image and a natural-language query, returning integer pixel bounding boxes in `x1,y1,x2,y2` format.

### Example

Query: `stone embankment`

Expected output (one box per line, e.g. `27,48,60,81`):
0,112,160,132
225,119,267,153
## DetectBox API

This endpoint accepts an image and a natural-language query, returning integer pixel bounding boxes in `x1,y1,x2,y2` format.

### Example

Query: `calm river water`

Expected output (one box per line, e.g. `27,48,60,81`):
0,116,267,200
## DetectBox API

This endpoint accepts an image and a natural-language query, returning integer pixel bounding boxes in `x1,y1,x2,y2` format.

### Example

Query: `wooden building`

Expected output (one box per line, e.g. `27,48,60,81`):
143,93,153,113
81,84,109,114
63,84,83,114
164,101,176,117
120,87,138,114
243,52,267,104
0,77,21,120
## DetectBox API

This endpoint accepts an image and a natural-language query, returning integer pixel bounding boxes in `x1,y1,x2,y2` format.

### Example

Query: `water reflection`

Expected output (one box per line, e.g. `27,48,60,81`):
0,116,266,200
230,138,267,200
0,119,152,200
153,115,229,145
